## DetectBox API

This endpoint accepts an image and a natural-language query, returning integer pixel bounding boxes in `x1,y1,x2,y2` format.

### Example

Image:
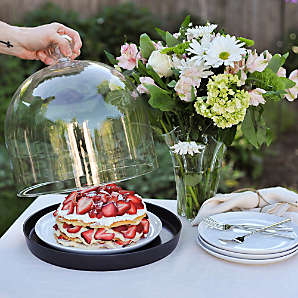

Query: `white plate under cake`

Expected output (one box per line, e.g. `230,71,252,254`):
51,184,154,250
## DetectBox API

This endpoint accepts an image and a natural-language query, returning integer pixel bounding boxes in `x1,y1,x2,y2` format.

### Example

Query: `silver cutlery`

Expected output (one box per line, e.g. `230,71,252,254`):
202,216,293,232
218,218,293,244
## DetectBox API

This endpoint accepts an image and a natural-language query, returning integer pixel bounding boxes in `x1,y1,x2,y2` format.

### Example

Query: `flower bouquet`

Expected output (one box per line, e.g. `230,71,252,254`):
105,16,298,219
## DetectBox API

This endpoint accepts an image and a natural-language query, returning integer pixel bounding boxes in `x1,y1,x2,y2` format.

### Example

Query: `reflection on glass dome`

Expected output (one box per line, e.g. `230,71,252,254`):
5,60,157,197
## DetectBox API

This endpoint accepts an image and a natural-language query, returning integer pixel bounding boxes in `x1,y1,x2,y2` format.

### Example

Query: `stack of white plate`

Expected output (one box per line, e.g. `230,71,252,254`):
197,211,298,264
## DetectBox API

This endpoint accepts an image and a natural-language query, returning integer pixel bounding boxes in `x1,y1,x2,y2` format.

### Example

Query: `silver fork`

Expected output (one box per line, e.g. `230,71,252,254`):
218,218,294,243
202,216,293,232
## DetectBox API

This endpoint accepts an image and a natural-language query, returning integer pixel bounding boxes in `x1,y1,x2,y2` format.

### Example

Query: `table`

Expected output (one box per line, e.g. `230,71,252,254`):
1,196,297,298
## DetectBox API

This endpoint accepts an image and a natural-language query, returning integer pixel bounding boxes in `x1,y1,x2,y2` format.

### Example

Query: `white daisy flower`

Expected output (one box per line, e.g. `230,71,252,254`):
171,141,205,156
187,34,213,64
186,24,217,40
173,56,213,78
205,35,246,68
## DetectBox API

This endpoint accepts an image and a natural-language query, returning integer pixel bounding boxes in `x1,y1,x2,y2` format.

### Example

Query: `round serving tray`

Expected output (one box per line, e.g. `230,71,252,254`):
23,202,182,271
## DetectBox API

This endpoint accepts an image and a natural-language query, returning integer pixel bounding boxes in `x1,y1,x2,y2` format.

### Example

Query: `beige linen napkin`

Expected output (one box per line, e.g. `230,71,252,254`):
192,187,298,226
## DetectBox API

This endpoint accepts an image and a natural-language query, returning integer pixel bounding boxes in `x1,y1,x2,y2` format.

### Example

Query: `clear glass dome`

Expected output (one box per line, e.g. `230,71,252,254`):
5,58,157,197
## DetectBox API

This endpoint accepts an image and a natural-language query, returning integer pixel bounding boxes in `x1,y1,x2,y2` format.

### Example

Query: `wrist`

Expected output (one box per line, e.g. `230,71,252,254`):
0,22,29,58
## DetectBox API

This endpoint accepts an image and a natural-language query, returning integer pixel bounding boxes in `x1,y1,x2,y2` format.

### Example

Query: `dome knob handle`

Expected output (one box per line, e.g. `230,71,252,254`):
49,34,73,63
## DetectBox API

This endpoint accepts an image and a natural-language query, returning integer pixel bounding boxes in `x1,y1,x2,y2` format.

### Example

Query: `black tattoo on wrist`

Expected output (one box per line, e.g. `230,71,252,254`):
0,40,13,48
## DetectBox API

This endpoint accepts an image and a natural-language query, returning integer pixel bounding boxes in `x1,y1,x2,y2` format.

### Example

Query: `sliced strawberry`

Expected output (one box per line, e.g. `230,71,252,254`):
116,200,131,215
127,194,144,209
64,191,78,204
141,218,150,234
108,193,119,203
53,224,58,231
89,209,97,218
136,222,143,234
102,202,118,217
67,225,82,233
92,195,101,203
53,210,58,217
113,225,128,233
77,197,93,215
63,222,71,229
115,239,131,246
118,190,135,196
127,201,137,215
81,229,94,244
121,225,137,239
94,228,115,241
106,183,122,192
58,235,67,240
62,200,74,214
99,193,109,204
80,186,99,194
96,211,103,219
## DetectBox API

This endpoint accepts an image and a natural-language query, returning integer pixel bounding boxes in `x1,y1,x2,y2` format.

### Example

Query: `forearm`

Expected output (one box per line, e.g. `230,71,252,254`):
0,21,28,58
0,21,81,64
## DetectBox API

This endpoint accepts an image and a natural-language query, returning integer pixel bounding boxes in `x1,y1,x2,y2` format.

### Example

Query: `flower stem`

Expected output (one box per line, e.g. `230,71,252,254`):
160,119,168,134
188,185,200,209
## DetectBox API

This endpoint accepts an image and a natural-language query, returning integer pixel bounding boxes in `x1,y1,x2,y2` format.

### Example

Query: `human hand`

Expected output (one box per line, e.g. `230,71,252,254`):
14,22,82,64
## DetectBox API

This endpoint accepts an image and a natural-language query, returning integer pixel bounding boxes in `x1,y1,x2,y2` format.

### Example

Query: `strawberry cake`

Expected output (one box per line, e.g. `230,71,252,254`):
53,184,150,249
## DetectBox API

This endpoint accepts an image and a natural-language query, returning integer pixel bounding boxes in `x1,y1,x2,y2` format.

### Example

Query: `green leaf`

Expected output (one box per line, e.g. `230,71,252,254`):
178,15,191,41
139,33,156,59
146,65,169,89
241,109,259,148
219,126,237,146
165,32,179,47
180,15,191,29
237,37,254,47
278,77,296,89
167,80,177,88
160,42,190,55
184,174,201,186
266,53,290,73
241,108,270,148
104,50,117,65
256,115,267,147
263,90,286,101
131,72,140,84
282,52,289,62
266,128,273,146
144,84,176,111
137,60,148,76
266,54,283,73
248,68,295,101
155,27,167,42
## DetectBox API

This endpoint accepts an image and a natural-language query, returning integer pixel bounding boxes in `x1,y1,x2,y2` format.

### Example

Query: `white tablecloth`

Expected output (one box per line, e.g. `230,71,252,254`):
0,197,297,298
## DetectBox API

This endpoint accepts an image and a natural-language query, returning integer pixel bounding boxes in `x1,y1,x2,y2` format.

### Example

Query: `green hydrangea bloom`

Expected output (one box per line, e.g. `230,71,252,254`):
194,74,250,129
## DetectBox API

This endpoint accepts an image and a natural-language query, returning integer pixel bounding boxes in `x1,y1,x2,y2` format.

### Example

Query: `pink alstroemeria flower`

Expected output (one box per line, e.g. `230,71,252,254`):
175,76,195,102
277,67,286,77
246,50,272,73
285,70,298,101
116,43,139,70
136,77,156,94
248,88,266,106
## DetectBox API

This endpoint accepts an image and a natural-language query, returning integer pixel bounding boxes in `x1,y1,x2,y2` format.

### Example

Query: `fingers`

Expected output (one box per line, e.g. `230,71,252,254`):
51,32,73,58
36,50,55,65
58,25,82,53
54,23,82,58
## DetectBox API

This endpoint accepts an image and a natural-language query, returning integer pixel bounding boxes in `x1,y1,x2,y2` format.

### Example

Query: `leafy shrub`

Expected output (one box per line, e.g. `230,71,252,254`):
81,2,161,62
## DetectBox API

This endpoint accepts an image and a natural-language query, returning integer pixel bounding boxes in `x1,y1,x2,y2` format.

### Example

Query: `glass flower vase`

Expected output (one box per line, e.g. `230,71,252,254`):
163,129,226,220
